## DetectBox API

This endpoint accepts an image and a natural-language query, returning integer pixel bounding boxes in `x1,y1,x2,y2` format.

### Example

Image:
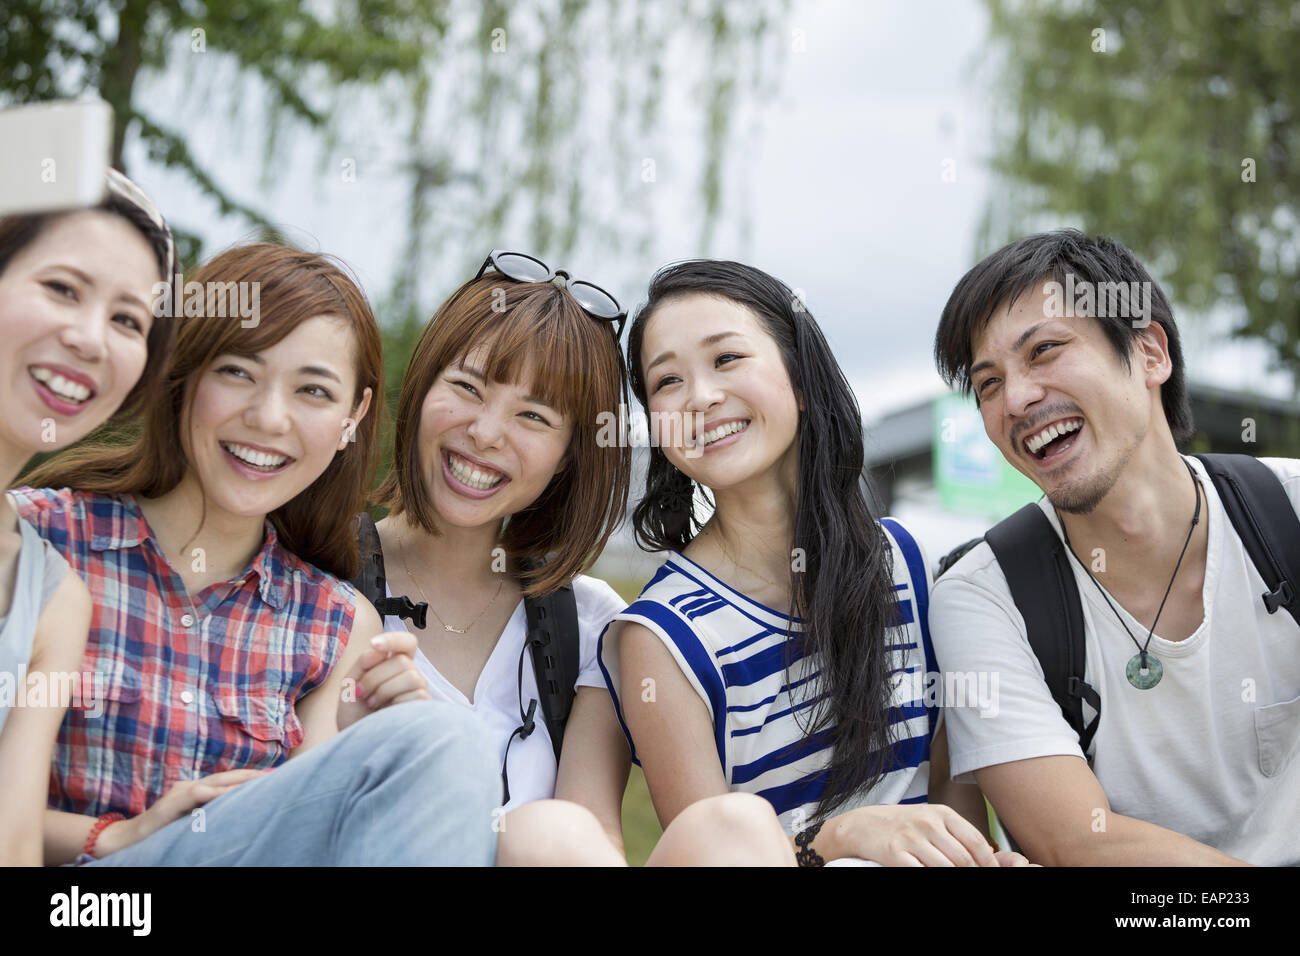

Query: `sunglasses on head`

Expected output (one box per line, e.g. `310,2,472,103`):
476,251,627,341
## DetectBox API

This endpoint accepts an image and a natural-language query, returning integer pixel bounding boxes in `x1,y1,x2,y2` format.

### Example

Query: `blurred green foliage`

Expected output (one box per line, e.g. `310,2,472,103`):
1,0,786,297
981,0,1300,385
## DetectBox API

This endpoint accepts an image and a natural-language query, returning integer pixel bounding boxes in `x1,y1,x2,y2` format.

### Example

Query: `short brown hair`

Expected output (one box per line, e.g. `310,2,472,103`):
375,275,630,596
24,242,383,580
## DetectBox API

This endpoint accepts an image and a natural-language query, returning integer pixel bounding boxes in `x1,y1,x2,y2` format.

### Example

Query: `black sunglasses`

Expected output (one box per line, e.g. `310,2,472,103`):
476,251,627,340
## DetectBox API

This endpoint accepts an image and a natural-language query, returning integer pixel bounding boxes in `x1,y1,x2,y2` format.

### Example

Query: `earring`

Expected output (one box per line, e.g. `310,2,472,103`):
340,418,356,447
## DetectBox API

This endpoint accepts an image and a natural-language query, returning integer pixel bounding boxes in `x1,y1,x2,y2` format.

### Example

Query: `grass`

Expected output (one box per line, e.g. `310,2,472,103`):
620,766,663,866
602,576,666,865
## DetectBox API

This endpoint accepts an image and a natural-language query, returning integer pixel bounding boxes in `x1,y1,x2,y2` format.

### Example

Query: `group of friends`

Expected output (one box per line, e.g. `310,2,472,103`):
0,169,1295,867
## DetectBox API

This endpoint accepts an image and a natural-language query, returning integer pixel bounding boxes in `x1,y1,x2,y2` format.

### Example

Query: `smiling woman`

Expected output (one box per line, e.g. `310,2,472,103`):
0,170,176,865
375,273,629,596
370,270,633,852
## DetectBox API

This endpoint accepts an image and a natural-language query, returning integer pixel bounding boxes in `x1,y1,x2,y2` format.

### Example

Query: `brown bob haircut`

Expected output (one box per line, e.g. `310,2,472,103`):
375,275,631,596
0,194,178,418
24,243,383,581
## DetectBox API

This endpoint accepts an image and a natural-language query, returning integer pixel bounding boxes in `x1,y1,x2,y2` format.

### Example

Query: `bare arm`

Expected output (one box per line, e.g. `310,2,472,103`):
616,622,730,828
976,754,1249,866
1,573,90,865
553,686,631,855
43,768,265,866
43,809,106,866
292,597,384,756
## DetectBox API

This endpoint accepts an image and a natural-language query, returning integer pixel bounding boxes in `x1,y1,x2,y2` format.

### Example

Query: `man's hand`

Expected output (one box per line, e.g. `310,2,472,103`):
337,631,432,732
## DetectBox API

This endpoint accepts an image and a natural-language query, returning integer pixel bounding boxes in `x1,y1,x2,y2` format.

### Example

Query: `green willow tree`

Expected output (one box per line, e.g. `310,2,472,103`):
980,0,1299,385
1,0,785,294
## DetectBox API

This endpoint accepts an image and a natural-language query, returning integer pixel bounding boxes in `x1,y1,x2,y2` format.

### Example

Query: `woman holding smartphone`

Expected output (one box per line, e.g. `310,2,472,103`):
0,171,176,864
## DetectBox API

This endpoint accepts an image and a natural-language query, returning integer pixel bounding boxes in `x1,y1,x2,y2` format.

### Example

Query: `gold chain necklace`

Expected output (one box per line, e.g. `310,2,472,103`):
709,526,787,591
399,533,504,635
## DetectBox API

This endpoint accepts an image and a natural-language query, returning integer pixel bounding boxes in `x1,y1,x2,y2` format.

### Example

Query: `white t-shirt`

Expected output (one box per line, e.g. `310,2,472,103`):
930,455,1300,866
382,574,625,812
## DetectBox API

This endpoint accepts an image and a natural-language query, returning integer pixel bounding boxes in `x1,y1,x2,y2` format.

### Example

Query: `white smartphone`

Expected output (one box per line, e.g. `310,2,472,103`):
0,98,113,216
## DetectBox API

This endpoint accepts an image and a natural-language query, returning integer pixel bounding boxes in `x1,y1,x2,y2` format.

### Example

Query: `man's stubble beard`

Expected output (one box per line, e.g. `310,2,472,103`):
1044,424,1145,516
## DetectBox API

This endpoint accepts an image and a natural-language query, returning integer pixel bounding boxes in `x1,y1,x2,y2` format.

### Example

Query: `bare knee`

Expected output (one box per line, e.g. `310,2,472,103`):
652,793,795,866
495,799,625,867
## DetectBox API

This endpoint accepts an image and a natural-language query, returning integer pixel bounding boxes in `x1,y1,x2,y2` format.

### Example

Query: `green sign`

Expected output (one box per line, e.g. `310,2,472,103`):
932,393,1042,520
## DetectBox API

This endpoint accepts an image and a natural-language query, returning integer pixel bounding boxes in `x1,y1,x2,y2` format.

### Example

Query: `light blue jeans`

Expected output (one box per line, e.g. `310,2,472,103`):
84,700,501,866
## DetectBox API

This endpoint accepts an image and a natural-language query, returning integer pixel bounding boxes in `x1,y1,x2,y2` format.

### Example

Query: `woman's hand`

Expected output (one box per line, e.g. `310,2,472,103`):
337,631,432,732
98,768,265,857
823,803,1001,866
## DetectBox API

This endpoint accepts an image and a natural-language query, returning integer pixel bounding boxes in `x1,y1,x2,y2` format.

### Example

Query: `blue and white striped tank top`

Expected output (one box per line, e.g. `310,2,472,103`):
598,518,937,835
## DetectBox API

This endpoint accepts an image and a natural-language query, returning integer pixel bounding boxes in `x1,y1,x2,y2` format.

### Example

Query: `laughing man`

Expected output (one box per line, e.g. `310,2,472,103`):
928,230,1299,866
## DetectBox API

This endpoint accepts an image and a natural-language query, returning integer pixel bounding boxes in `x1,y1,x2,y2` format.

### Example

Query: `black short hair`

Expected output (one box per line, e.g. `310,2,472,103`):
933,229,1194,443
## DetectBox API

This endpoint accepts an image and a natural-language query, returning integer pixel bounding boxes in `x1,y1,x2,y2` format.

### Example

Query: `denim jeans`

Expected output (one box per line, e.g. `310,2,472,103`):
85,700,501,866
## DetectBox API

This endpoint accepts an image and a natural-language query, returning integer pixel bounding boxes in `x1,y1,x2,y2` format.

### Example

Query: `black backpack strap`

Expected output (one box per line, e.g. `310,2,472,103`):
937,537,984,577
524,584,581,761
1195,454,1300,630
985,503,1101,758
349,512,427,628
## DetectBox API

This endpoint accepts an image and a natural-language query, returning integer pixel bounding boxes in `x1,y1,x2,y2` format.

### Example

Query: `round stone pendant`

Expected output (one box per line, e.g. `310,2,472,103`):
1126,652,1163,690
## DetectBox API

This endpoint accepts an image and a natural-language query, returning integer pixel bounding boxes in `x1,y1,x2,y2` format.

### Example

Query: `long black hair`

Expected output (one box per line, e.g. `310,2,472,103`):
627,259,901,819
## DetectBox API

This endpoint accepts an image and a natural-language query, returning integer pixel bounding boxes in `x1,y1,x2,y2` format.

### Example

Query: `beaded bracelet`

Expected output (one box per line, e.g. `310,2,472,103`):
794,820,825,867
82,812,124,860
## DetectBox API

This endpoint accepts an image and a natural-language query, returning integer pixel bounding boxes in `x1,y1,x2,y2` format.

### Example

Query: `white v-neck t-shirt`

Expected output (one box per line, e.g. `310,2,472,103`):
382,574,625,811
930,455,1300,866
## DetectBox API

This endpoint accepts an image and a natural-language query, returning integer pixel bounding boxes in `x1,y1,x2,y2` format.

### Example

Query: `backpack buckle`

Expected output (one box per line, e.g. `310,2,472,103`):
1263,580,1294,614
377,595,427,629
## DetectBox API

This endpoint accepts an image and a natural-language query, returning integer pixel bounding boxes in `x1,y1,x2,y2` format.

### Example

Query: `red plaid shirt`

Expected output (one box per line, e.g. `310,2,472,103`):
10,487,356,818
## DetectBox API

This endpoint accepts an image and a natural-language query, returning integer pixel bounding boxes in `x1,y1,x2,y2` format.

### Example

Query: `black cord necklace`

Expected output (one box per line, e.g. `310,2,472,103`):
1058,460,1202,691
